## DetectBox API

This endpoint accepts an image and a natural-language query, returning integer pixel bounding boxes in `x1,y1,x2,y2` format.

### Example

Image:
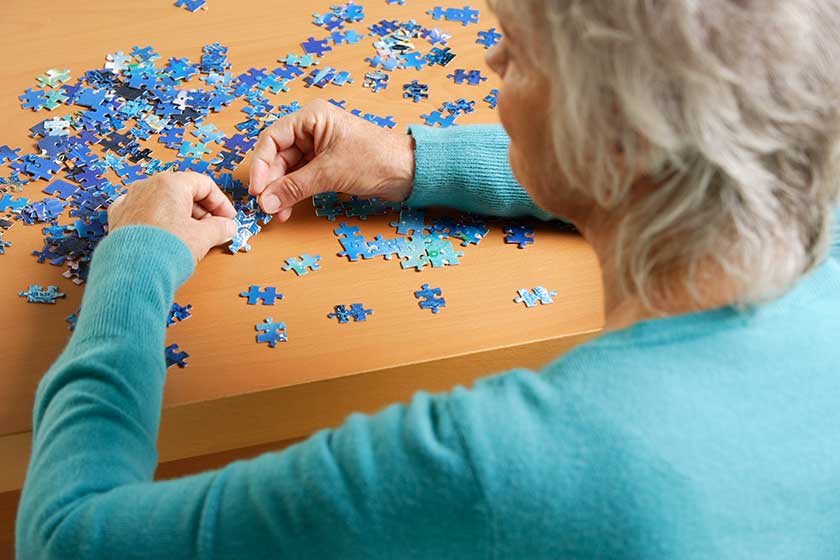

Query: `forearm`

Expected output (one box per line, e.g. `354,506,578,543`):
17,226,195,558
406,124,555,221
16,226,489,559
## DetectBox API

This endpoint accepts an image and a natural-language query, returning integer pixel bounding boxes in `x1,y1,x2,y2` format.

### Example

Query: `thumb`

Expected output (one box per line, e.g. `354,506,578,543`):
196,214,237,249
259,161,325,214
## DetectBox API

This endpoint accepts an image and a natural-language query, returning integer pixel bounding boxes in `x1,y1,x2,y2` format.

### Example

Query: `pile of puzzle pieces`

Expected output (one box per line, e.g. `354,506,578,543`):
2,2,566,362
328,205,493,271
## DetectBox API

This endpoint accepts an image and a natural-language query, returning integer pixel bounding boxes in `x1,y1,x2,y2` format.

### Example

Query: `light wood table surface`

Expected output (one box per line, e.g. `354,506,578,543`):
0,0,604,496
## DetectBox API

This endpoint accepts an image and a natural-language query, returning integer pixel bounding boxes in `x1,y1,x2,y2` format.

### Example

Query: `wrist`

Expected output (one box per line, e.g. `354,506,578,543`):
383,132,416,201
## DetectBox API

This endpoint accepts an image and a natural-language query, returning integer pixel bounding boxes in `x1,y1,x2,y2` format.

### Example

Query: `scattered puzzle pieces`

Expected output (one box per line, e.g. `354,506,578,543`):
514,287,558,308
282,253,321,276
415,283,446,313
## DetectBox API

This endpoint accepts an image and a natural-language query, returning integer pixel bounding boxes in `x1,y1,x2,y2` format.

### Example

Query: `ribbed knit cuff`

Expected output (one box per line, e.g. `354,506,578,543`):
406,124,555,221
73,226,195,340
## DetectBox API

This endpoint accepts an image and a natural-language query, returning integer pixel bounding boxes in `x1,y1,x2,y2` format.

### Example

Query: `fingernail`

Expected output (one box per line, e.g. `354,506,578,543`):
262,193,281,213
226,221,237,238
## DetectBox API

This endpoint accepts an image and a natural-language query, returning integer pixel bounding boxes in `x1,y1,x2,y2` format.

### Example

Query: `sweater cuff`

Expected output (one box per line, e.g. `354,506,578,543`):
73,226,195,340
406,125,515,208
405,124,556,222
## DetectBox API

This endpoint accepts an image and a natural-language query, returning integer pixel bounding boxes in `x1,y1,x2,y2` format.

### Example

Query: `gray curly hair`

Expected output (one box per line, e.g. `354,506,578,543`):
490,0,840,311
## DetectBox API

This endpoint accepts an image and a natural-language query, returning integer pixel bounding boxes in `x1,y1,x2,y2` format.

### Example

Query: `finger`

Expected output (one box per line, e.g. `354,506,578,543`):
181,172,236,219
259,160,324,214
249,114,316,194
195,214,237,248
248,117,298,194
109,194,127,213
249,144,304,197
275,207,293,223
192,202,210,220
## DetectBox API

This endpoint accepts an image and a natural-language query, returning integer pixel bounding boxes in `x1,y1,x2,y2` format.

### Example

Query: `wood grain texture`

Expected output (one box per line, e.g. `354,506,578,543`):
0,0,604,493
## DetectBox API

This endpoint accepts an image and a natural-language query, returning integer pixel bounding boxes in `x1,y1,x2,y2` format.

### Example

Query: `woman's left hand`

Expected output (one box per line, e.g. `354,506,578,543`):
108,171,237,263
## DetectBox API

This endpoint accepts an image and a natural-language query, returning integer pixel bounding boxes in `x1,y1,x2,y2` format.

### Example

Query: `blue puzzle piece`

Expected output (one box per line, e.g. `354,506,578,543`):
476,27,502,48
366,234,407,260
349,109,397,129
390,208,429,235
401,52,427,71
403,80,429,103
282,253,321,276
514,287,558,308
328,303,373,323
420,110,457,128
447,69,488,85
427,5,480,26
167,302,193,327
165,344,190,368
313,192,344,220
398,236,431,271
255,317,288,348
240,285,283,305
425,235,464,267
0,194,31,213
175,0,206,12
483,88,499,109
18,284,66,304
19,88,47,111
0,145,21,164
301,36,334,57
337,236,371,261
415,283,446,313
504,225,535,248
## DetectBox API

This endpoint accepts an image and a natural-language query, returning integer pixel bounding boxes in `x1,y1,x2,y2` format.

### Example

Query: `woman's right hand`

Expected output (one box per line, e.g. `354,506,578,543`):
248,99,416,221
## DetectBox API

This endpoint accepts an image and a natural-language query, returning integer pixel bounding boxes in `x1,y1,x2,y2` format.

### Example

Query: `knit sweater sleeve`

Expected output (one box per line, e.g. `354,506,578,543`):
405,124,556,221
16,226,491,560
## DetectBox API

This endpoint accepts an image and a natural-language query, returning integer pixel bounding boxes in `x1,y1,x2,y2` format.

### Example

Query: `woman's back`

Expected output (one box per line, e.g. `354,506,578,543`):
451,257,840,558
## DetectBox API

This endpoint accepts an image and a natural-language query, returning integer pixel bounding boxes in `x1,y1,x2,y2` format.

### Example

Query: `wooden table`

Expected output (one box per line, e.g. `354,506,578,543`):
0,0,604,507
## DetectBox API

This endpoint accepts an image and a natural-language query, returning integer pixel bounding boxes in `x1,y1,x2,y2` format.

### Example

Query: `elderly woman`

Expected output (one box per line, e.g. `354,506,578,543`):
17,1,840,558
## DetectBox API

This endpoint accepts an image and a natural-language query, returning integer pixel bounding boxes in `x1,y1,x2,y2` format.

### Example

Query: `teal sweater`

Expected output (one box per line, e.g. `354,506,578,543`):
17,125,840,559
